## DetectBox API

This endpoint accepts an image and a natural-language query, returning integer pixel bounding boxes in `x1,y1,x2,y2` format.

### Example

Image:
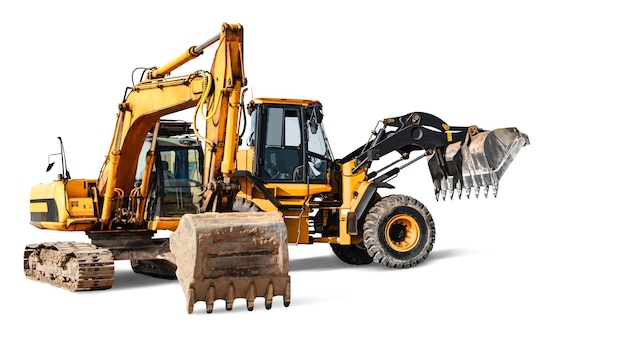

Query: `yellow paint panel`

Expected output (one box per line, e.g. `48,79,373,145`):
149,217,181,231
30,202,48,213
69,197,95,217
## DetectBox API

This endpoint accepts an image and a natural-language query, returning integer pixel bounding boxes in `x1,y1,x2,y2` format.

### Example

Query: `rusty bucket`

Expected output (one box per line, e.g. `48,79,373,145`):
170,211,290,313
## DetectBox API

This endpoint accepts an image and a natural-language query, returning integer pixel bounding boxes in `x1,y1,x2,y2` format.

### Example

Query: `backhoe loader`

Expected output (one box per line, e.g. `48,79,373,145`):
26,23,529,314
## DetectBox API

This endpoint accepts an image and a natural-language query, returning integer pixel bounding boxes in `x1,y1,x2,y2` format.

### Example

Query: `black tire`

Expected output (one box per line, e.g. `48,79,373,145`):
363,194,435,268
330,243,373,265
130,259,177,280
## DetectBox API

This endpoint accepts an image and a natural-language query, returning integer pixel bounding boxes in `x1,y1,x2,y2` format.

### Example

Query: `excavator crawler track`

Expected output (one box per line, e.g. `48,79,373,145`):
24,241,114,291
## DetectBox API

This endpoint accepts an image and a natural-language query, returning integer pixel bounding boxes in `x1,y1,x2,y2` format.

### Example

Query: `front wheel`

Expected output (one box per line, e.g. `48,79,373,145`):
363,194,435,268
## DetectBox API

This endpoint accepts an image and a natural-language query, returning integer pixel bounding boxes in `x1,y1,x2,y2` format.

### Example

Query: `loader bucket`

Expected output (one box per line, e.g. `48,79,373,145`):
169,212,290,314
428,127,529,200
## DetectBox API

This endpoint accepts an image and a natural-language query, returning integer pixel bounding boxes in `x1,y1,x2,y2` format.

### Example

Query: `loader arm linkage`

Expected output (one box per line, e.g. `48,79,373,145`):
341,111,529,200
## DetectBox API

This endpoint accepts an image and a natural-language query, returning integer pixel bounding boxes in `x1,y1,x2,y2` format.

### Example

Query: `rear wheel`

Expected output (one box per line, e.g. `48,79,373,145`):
363,194,435,268
131,259,177,280
330,243,373,265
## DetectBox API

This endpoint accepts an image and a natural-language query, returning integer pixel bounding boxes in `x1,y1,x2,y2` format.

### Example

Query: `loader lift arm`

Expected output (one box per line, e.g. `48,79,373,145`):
340,111,529,199
341,111,468,172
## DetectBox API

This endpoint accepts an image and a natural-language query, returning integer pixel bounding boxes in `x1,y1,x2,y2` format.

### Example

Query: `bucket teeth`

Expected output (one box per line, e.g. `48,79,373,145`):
437,180,503,200
428,127,528,201
265,282,274,310
246,283,257,311
434,179,465,202
198,280,287,313
206,286,215,313
225,284,235,311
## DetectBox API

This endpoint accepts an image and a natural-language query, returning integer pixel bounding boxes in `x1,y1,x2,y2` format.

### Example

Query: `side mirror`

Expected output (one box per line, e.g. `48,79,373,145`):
46,138,71,180
309,118,318,135
308,104,323,134
313,105,323,123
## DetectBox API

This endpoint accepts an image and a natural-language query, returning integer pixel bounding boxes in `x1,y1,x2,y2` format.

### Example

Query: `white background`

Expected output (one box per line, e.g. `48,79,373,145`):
2,1,624,350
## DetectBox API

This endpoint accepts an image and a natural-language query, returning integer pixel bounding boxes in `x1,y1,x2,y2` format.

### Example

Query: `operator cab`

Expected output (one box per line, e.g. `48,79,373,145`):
247,98,334,184
135,120,204,219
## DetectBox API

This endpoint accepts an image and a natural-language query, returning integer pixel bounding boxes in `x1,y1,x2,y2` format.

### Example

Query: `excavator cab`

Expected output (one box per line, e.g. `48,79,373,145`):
135,121,205,219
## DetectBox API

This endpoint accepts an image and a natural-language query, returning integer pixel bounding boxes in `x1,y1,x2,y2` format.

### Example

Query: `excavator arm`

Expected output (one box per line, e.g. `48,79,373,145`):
94,23,289,313
97,23,245,229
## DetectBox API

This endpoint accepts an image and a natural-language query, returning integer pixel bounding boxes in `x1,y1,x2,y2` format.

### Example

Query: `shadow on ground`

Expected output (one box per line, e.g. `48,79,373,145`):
111,248,473,289
113,268,177,290
289,248,472,272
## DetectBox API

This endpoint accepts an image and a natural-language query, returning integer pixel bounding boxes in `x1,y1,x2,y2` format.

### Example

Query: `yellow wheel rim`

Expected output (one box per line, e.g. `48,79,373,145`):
385,214,420,252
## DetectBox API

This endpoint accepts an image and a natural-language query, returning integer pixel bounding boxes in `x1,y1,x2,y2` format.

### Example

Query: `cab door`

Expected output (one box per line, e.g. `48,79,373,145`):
256,105,304,182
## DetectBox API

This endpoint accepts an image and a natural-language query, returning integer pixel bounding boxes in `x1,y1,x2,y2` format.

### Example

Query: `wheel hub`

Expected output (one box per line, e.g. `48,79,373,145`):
385,214,420,252
389,223,407,242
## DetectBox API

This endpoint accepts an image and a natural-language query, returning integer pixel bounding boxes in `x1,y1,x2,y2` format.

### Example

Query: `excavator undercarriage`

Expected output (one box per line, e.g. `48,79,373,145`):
24,242,114,291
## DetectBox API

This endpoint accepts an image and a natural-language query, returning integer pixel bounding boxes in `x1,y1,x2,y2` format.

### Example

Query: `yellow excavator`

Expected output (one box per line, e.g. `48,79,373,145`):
26,23,529,314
